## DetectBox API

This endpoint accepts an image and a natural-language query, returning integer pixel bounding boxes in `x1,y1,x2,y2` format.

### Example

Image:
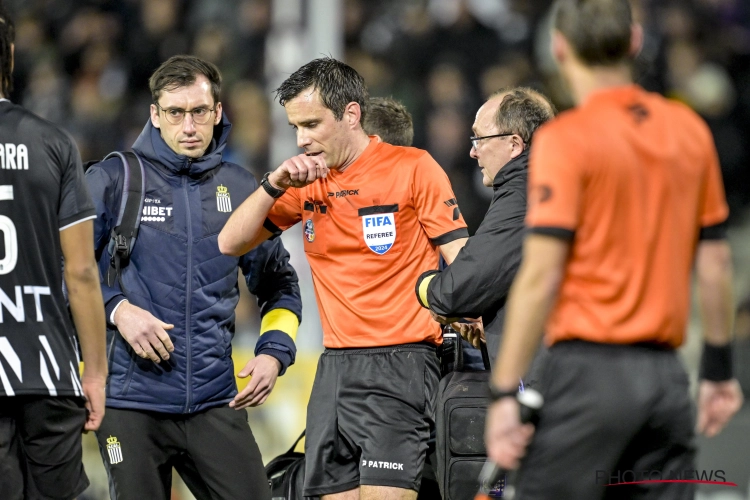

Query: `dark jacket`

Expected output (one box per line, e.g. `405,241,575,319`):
426,150,528,364
85,115,301,413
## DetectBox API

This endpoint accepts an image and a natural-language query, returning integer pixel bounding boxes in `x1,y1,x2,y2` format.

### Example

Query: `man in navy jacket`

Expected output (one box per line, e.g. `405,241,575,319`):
85,55,301,500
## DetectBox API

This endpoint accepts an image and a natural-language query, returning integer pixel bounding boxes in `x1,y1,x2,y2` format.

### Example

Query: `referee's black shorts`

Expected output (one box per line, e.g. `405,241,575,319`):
516,341,696,500
304,342,440,496
0,396,89,500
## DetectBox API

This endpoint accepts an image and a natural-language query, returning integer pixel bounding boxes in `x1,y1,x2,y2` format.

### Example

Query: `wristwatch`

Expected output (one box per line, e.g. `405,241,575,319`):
488,385,518,402
261,172,286,199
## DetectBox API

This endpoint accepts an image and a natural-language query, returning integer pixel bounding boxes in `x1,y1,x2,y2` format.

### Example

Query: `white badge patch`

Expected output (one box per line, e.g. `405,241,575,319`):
106,435,124,464
362,213,396,255
216,185,232,212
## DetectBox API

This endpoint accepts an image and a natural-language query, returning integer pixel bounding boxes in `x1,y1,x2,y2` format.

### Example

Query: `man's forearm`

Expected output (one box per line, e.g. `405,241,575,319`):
696,240,734,346
66,264,107,379
438,237,468,265
219,187,276,256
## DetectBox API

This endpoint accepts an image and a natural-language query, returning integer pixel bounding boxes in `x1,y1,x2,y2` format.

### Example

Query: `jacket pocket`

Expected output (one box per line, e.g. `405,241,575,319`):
107,332,136,398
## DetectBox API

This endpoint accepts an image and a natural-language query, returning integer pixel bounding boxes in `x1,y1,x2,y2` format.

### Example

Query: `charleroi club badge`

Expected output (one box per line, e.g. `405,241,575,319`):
216,185,232,212
106,435,124,464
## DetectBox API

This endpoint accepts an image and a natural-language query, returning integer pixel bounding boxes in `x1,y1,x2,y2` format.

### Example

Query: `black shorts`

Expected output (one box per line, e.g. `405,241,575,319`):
0,396,89,500
95,405,270,500
304,343,440,496
516,341,696,500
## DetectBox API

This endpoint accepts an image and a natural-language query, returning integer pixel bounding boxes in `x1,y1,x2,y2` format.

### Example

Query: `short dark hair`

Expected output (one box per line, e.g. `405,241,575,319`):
0,1,15,98
275,57,369,124
363,97,414,147
553,0,633,66
149,55,222,105
493,87,556,145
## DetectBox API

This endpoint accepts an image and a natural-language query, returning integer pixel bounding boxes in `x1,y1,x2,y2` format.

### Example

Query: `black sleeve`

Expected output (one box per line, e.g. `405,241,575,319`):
699,221,728,240
528,226,575,241
427,191,526,318
240,237,302,322
58,131,96,228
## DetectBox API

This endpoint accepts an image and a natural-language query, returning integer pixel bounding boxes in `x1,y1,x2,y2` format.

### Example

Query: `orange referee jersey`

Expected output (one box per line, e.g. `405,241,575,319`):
527,85,729,348
267,137,468,348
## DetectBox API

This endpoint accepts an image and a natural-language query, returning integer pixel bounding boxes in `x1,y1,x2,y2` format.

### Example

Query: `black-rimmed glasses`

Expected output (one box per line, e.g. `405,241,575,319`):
470,132,514,150
156,103,216,125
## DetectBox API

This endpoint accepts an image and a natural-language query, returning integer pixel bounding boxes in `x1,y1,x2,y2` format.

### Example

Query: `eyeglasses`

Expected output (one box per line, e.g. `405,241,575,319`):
156,103,216,125
470,132,515,150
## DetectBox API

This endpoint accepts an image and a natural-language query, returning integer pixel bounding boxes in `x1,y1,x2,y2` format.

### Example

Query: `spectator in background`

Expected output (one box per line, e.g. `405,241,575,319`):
416,87,555,380
363,96,414,146
0,4,107,498
485,1,743,499
85,55,302,500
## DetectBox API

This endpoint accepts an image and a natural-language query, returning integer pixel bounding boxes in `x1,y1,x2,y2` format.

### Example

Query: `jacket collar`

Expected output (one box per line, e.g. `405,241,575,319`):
132,112,232,176
493,148,529,189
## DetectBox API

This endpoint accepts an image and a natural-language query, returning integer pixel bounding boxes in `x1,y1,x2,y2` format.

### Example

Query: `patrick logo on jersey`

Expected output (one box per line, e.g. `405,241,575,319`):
362,213,396,255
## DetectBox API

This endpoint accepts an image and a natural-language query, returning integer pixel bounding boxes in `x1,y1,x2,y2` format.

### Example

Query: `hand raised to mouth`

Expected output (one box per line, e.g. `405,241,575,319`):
270,153,329,189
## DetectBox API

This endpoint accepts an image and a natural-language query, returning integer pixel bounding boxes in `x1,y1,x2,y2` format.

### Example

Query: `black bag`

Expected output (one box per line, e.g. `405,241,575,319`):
83,151,145,290
435,329,505,500
265,431,317,500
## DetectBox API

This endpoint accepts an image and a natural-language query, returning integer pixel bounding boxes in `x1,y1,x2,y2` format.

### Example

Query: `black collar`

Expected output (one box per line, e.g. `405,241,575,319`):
492,148,529,189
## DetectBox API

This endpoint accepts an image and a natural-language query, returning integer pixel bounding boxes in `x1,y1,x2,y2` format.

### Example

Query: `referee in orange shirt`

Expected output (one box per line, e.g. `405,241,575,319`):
485,1,743,499
220,58,468,500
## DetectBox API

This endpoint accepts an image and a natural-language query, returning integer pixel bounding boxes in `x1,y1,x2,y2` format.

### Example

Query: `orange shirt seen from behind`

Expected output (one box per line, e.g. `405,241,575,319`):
526,85,729,348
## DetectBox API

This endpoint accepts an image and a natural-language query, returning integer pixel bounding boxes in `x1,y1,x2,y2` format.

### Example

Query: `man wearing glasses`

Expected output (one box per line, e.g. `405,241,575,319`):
415,87,555,370
85,55,302,500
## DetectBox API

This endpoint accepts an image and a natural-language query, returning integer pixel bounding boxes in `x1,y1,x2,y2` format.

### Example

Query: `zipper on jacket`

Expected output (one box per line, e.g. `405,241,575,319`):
183,174,194,413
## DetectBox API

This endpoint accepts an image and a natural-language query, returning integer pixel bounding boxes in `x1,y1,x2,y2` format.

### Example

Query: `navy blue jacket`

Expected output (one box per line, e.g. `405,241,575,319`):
85,114,301,413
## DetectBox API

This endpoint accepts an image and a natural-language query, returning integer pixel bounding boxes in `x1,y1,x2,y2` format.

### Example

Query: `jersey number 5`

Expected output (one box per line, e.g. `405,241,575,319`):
0,185,18,275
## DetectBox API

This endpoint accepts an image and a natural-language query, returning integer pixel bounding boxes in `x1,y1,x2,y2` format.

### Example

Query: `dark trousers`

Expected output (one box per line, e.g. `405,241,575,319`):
516,341,696,500
0,396,88,500
95,405,271,500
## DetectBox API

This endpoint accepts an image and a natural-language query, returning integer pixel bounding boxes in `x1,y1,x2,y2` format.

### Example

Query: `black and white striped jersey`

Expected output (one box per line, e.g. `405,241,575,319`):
0,99,96,397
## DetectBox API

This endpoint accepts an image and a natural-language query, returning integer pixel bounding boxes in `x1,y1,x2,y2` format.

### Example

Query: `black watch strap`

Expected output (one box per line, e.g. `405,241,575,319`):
489,385,518,402
261,172,286,199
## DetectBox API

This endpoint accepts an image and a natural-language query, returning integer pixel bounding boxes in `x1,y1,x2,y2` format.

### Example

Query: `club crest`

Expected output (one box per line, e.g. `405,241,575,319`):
304,219,315,242
106,435,124,464
216,185,232,212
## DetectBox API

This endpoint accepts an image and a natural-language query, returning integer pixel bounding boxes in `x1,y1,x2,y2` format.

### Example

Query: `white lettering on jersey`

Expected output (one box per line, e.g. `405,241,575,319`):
0,143,29,170
24,286,50,322
0,286,24,322
0,286,52,323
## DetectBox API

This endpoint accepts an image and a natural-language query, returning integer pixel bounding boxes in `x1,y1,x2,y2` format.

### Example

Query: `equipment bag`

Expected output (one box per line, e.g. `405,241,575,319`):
265,430,317,500
84,151,145,290
435,330,505,499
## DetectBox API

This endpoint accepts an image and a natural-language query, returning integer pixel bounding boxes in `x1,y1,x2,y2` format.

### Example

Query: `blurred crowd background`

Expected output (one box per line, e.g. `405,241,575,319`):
4,0,750,498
